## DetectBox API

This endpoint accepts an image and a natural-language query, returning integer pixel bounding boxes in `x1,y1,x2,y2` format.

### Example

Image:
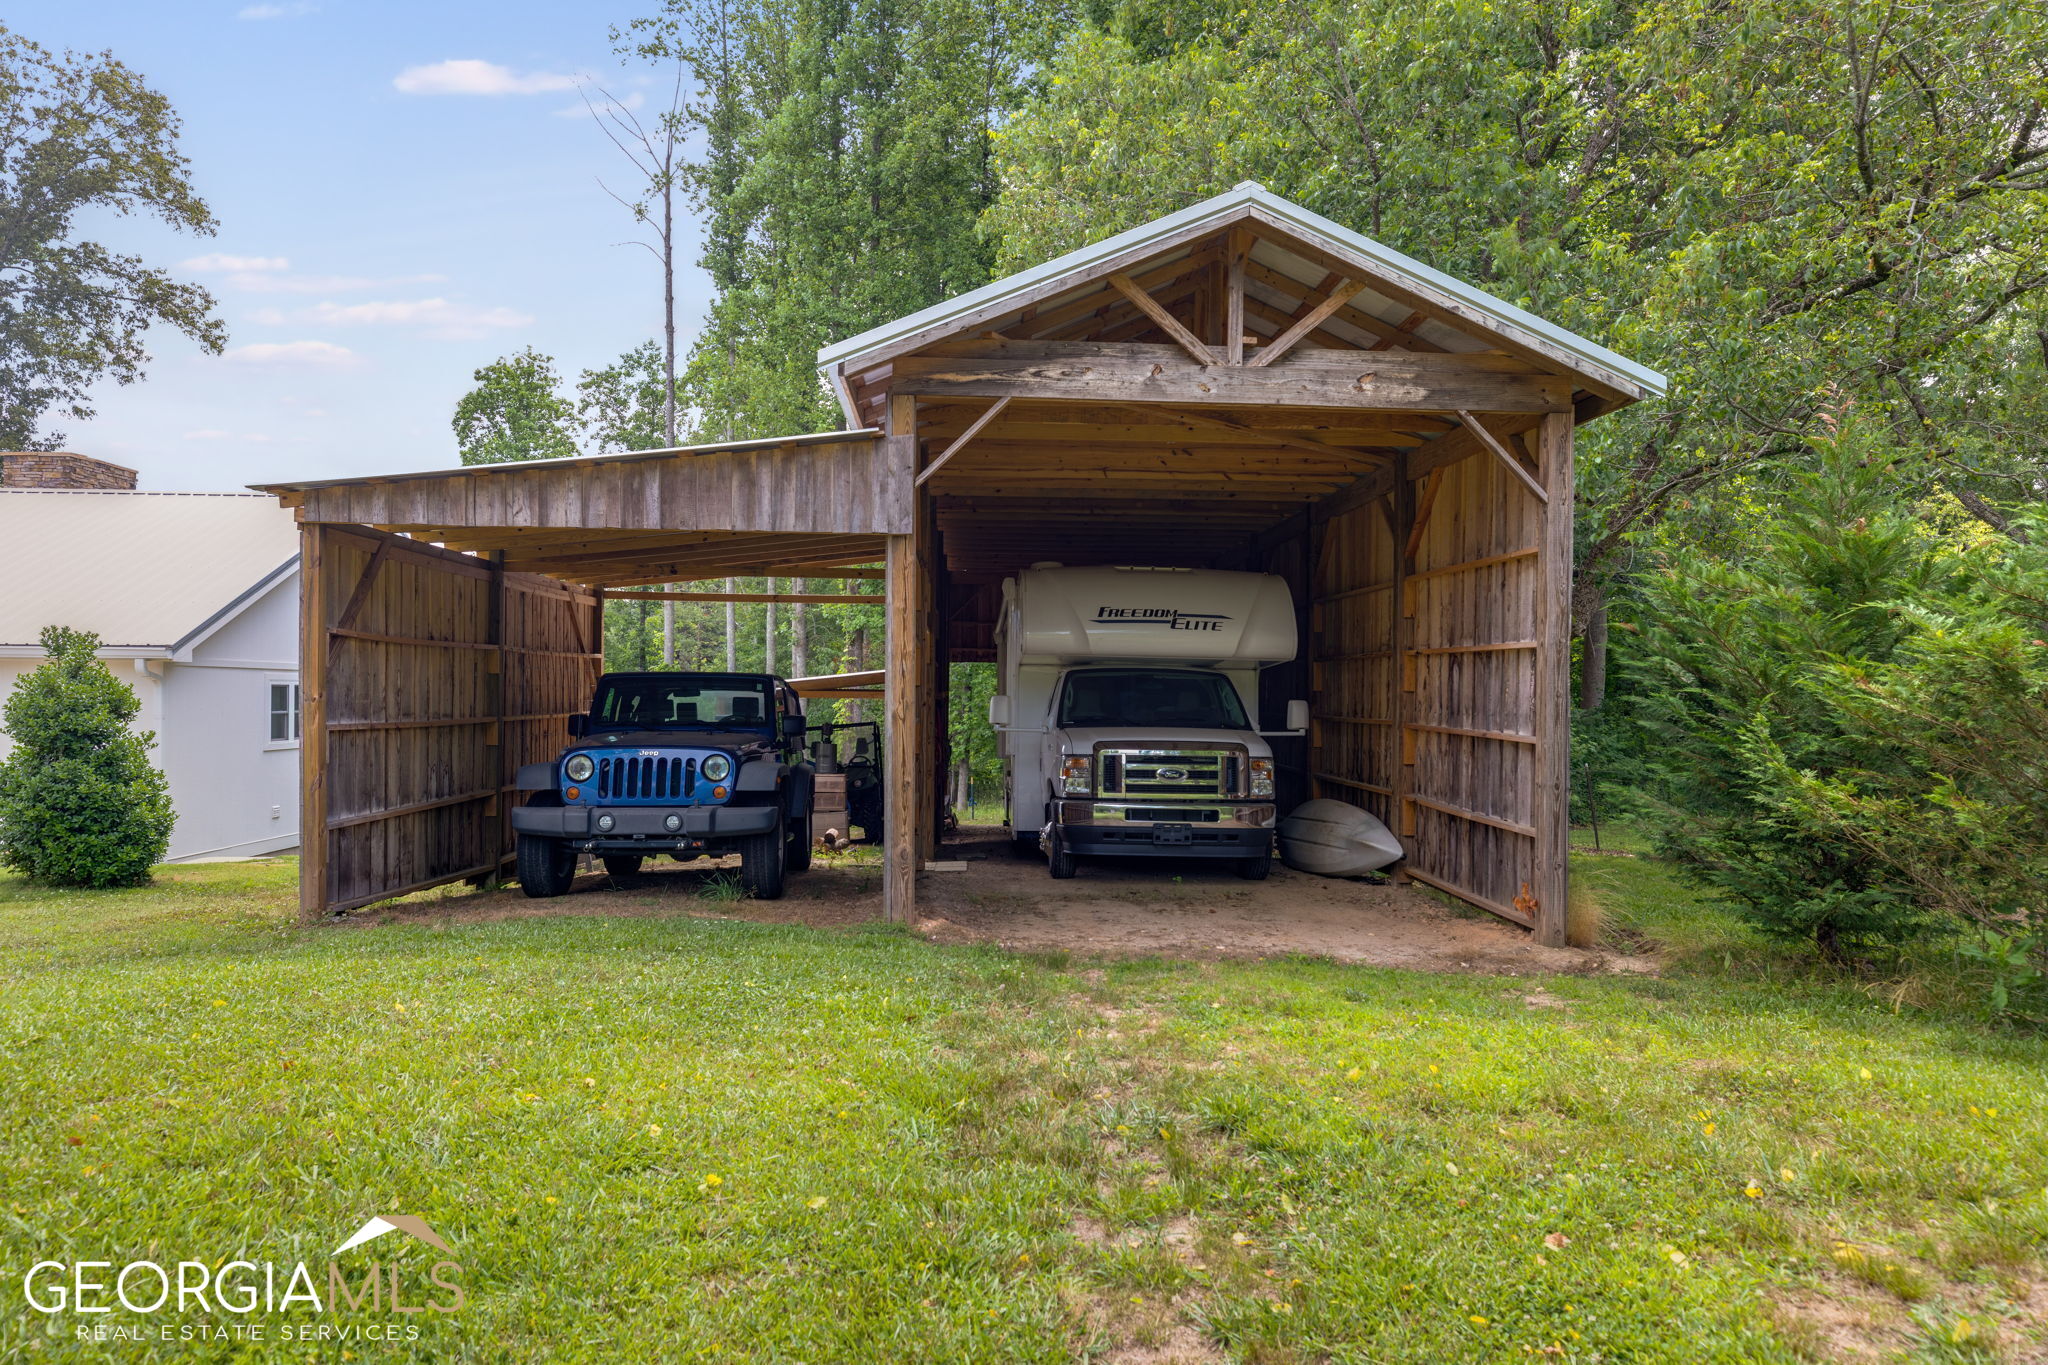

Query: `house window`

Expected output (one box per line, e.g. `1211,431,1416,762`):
269,680,301,745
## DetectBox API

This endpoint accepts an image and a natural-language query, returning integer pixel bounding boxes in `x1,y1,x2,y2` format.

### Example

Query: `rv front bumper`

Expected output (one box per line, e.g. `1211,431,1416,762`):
1055,800,1276,858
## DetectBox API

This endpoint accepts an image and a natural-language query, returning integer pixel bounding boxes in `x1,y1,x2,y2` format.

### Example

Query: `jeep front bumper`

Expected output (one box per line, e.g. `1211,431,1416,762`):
511,804,780,841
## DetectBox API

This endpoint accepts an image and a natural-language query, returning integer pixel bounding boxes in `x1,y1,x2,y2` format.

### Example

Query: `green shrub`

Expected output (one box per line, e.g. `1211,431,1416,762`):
1625,417,1947,959
0,625,174,886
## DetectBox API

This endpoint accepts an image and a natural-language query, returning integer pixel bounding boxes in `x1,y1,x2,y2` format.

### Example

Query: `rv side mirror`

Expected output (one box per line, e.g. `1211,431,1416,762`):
567,713,589,737
1285,699,1310,733
988,694,1012,727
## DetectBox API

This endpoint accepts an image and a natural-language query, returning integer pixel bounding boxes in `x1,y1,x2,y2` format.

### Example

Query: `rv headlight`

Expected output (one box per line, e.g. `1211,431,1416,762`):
1249,757,1275,798
1060,755,1092,796
564,754,595,783
700,753,732,783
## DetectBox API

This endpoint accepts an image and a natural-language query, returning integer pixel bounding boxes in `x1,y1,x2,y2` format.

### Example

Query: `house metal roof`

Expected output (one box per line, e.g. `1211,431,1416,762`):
816,181,1667,420
0,490,299,652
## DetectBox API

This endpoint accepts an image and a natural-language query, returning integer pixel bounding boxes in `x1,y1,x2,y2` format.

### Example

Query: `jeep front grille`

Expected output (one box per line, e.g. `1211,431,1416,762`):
1098,749,1237,799
595,755,697,802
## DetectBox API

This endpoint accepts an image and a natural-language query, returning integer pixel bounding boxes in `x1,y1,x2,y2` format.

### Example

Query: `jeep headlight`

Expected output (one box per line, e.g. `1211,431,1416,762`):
1249,757,1275,798
1060,755,1092,796
564,754,595,783
700,753,732,783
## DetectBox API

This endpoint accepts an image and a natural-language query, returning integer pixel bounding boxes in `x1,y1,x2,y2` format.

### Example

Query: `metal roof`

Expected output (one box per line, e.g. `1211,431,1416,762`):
816,181,1667,418
251,427,880,494
0,490,299,651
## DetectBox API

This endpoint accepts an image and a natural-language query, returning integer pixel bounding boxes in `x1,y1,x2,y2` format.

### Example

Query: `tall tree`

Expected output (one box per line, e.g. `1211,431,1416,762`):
984,0,2048,693
0,27,225,449
576,340,674,453
452,347,580,465
620,0,1061,438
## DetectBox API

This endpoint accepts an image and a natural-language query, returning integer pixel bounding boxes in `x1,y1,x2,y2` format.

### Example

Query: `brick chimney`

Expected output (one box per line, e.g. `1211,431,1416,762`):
0,451,139,490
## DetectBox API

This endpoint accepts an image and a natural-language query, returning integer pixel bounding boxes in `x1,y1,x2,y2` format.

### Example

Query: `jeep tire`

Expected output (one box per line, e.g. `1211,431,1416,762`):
784,814,812,873
739,827,786,900
517,834,577,898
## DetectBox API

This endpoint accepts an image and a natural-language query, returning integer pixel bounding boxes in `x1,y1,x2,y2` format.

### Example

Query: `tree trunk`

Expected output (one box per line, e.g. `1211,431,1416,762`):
1579,594,1608,710
847,626,866,725
764,577,778,674
790,578,809,678
724,578,736,670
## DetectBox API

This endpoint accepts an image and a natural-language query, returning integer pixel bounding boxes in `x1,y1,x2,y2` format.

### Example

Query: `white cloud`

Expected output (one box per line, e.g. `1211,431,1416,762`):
231,271,446,295
221,341,363,370
238,1,316,17
293,297,535,340
555,90,644,119
183,252,290,273
393,60,577,96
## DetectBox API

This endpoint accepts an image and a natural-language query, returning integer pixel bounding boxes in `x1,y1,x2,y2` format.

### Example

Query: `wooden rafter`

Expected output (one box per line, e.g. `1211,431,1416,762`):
1109,403,1392,466
913,396,1010,487
1225,229,1250,366
1454,410,1550,504
1107,272,1220,365
1249,279,1366,368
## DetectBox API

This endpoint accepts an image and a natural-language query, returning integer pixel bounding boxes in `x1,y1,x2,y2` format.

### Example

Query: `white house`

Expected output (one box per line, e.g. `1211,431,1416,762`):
0,485,302,862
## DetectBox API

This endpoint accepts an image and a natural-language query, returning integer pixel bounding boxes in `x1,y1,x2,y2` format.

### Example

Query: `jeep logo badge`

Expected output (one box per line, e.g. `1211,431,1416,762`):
1156,766,1189,781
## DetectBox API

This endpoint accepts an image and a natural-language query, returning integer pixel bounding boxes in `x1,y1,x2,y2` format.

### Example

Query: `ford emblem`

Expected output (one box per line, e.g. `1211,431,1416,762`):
1157,766,1188,781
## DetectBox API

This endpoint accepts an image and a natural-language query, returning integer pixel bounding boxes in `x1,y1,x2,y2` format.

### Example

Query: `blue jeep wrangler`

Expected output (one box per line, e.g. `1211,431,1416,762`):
511,671,816,899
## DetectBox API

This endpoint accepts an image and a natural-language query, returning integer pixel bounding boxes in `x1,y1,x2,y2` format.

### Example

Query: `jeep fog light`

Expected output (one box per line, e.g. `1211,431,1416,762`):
1249,758,1275,798
596,813,615,832
1060,756,1092,795
664,814,682,832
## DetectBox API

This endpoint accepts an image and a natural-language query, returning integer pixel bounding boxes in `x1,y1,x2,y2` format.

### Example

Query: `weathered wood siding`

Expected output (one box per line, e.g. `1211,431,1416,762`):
1309,444,1554,932
300,525,601,917
292,439,903,536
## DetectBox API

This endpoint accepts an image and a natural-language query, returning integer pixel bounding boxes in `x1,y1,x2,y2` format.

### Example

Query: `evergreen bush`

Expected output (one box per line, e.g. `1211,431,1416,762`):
0,626,174,886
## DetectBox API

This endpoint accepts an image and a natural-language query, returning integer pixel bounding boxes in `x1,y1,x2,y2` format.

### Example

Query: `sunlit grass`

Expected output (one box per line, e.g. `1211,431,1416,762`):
1,857,2042,1362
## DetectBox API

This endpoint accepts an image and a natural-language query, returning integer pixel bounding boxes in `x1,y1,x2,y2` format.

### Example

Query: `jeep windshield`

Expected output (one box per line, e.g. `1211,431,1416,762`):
1057,669,1250,730
590,675,775,732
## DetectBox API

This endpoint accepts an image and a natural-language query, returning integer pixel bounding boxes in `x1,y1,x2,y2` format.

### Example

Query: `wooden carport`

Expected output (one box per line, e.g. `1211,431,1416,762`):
260,181,1662,944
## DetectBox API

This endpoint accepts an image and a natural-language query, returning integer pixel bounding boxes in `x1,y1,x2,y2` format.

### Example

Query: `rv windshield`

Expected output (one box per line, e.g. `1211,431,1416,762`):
590,675,774,731
1057,669,1250,730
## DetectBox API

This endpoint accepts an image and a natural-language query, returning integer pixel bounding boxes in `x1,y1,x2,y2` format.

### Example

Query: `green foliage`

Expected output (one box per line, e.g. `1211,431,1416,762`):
0,626,172,887
576,340,677,453
452,346,582,465
621,0,1063,438
1626,416,1948,957
983,0,2048,589
0,24,225,449
1746,512,2048,1019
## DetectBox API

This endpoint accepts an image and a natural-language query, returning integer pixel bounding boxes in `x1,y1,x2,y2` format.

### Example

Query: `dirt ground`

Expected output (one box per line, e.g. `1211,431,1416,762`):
373,826,1649,977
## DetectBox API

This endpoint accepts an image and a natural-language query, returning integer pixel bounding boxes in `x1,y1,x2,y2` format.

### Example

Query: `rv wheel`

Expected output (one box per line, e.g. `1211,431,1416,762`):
1047,830,1077,880
1236,854,1272,881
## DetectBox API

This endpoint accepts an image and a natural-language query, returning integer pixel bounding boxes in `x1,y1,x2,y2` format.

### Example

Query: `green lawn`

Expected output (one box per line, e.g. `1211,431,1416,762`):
1,856,2043,1362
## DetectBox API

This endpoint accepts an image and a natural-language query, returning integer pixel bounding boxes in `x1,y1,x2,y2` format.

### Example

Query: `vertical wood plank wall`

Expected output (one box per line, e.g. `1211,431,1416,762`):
298,524,601,918
1310,442,1564,938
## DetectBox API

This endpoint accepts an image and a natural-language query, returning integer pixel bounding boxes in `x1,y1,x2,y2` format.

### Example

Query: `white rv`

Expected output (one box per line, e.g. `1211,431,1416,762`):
988,566,1307,879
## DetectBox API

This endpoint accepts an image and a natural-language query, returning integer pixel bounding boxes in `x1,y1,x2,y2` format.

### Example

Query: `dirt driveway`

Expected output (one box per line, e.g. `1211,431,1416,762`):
376,827,1644,976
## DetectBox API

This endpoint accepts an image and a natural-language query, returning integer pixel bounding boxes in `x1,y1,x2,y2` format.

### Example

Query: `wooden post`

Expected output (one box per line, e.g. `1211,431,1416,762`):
883,392,923,923
1390,455,1417,881
297,520,328,920
927,524,949,859
1531,410,1574,946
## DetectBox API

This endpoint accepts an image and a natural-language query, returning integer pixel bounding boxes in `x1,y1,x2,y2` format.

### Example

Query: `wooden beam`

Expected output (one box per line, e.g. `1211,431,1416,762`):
1225,229,1250,366
789,669,884,691
298,521,328,920
1106,272,1220,365
602,590,874,605
1456,410,1549,504
1117,404,1392,467
896,340,1568,413
1390,457,1417,877
883,393,921,925
914,396,1010,487
1405,470,1444,561
1249,279,1366,368
1531,409,1574,947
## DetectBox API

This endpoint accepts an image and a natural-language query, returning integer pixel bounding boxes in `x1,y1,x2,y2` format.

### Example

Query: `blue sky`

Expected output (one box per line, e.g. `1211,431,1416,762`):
11,0,710,490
